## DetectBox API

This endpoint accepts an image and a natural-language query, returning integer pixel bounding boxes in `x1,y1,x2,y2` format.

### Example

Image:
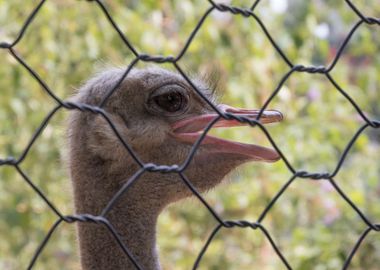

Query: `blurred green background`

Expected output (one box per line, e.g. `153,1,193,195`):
0,0,379,269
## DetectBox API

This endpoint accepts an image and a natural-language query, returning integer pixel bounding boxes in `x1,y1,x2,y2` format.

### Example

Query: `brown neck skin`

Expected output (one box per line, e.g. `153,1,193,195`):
68,137,247,270
70,156,163,270
67,111,250,270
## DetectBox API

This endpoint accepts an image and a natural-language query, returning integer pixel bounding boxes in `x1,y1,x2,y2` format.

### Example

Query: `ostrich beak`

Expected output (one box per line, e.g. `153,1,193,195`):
171,104,283,162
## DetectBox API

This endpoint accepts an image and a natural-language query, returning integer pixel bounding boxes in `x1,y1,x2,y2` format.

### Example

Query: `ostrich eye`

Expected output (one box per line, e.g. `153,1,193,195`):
147,85,189,116
153,91,185,112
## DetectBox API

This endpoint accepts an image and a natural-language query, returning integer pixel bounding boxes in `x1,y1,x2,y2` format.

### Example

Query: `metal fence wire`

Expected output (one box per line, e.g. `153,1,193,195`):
1,0,380,269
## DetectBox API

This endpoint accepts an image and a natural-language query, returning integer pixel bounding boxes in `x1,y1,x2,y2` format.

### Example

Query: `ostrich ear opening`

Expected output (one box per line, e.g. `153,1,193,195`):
87,114,130,160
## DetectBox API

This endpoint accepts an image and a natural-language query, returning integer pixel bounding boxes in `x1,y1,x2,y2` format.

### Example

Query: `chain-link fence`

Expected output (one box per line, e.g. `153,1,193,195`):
1,0,380,269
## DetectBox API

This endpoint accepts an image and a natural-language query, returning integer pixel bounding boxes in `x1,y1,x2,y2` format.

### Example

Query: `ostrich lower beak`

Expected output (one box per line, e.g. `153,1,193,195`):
171,104,283,162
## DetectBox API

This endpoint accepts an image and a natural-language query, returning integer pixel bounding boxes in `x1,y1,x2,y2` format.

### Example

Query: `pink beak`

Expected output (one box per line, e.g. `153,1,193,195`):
171,104,283,162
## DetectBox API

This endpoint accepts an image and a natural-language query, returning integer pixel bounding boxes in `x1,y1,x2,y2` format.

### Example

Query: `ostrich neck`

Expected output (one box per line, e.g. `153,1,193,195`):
71,159,162,270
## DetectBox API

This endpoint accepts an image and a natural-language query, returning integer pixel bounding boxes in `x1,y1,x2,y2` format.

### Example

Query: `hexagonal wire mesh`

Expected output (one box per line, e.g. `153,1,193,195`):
0,0,379,269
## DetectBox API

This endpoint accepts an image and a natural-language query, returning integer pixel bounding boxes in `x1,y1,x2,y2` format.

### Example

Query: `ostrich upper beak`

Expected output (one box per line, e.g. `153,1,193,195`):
171,104,283,162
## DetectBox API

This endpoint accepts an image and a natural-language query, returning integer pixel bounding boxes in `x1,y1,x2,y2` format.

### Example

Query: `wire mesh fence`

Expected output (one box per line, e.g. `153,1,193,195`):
0,0,380,269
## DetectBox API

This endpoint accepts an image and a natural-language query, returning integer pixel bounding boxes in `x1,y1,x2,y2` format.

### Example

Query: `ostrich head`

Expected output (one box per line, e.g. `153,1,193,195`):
70,67,282,206
68,67,282,269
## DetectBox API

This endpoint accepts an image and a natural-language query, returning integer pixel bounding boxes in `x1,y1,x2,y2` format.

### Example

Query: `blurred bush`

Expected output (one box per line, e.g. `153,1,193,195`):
0,0,379,269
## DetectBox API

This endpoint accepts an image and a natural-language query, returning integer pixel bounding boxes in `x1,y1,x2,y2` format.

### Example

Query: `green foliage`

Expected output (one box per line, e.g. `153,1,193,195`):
0,1,379,269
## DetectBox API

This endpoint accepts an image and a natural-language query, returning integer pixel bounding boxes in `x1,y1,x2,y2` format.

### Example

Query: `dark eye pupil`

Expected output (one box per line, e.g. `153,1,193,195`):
154,92,183,112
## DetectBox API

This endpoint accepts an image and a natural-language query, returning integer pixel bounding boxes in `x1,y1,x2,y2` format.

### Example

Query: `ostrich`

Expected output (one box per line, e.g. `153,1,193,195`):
67,67,283,270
